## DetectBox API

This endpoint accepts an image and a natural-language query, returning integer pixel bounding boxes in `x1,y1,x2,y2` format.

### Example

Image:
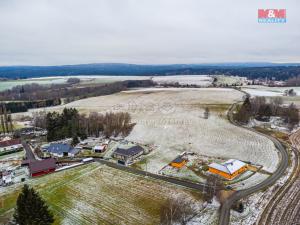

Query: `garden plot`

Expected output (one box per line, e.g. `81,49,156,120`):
0,163,202,225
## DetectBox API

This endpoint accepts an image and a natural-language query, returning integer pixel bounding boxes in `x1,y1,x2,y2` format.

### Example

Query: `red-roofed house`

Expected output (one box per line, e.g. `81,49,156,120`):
29,158,57,177
0,139,23,155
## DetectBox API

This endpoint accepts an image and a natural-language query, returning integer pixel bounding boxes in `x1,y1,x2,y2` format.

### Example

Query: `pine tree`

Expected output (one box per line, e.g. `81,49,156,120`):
14,184,54,225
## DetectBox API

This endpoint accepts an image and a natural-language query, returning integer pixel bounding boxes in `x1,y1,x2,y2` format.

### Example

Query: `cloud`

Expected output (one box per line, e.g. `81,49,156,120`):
0,0,299,65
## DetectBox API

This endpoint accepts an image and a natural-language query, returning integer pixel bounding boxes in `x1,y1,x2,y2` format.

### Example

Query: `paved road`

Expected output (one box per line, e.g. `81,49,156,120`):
22,141,36,161
94,158,217,193
218,102,289,225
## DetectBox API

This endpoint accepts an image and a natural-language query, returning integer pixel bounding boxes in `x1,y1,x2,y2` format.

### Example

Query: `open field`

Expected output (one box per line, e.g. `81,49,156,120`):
14,88,280,181
0,162,202,225
241,85,300,97
152,75,213,86
0,77,67,91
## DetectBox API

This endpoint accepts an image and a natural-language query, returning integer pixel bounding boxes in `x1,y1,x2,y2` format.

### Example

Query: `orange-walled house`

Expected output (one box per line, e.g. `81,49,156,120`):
170,157,187,168
208,159,248,180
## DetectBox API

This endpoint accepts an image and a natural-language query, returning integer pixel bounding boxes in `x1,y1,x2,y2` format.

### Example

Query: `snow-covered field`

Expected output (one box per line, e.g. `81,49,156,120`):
242,85,300,97
153,75,213,86
26,87,280,177
214,75,248,86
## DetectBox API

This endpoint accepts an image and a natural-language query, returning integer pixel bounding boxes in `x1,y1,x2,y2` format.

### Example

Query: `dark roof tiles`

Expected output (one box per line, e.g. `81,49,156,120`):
114,146,144,157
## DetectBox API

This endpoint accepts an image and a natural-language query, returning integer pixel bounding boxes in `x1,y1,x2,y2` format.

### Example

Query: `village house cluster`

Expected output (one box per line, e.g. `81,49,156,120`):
0,126,149,187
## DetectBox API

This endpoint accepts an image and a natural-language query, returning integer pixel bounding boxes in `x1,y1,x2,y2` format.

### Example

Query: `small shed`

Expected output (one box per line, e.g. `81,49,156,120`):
93,145,106,153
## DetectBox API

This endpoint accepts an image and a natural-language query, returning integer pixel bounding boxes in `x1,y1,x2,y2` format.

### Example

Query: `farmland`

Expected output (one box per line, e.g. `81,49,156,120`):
66,88,278,174
0,162,202,225
241,85,300,97
13,87,280,186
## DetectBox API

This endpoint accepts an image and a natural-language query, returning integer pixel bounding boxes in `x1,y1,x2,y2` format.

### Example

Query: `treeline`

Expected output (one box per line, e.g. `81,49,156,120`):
233,96,299,129
0,80,154,102
164,66,300,81
286,75,300,86
0,64,299,81
40,108,135,142
0,104,14,134
0,79,154,113
3,99,61,113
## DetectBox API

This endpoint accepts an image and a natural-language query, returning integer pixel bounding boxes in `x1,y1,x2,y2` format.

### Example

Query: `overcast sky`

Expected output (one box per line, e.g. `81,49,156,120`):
0,0,299,66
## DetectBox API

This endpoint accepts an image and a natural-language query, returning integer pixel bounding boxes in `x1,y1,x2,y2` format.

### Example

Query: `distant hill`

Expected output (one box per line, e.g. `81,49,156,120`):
0,63,300,80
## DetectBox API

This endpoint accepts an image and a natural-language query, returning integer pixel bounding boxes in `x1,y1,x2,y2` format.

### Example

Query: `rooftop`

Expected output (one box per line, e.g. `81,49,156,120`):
172,156,186,164
45,143,78,155
29,158,56,174
209,159,246,175
0,139,22,148
114,146,144,157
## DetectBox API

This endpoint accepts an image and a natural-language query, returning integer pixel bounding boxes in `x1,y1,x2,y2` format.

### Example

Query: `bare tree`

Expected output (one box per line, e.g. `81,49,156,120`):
270,97,283,115
250,96,266,115
7,114,14,132
160,196,200,225
205,175,224,202
32,111,47,129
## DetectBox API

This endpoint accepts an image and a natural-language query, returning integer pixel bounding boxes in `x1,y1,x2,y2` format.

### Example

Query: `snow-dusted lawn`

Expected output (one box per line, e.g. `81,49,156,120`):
0,163,202,225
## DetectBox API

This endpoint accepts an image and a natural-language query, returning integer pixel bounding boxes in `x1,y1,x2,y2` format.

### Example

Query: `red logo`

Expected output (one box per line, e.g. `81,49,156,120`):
258,9,286,23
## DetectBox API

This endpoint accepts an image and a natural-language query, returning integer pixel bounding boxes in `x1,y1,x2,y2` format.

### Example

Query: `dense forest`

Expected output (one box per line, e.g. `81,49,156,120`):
0,63,299,80
39,108,135,142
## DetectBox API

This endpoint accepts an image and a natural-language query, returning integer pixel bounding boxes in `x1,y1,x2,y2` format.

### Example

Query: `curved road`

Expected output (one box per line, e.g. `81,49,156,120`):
218,102,289,225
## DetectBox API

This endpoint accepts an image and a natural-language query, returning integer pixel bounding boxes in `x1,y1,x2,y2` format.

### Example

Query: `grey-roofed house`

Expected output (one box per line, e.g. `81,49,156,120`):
44,143,80,158
113,145,144,165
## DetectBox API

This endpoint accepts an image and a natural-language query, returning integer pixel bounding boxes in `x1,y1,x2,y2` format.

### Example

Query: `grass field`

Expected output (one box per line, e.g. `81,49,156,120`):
0,163,202,225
